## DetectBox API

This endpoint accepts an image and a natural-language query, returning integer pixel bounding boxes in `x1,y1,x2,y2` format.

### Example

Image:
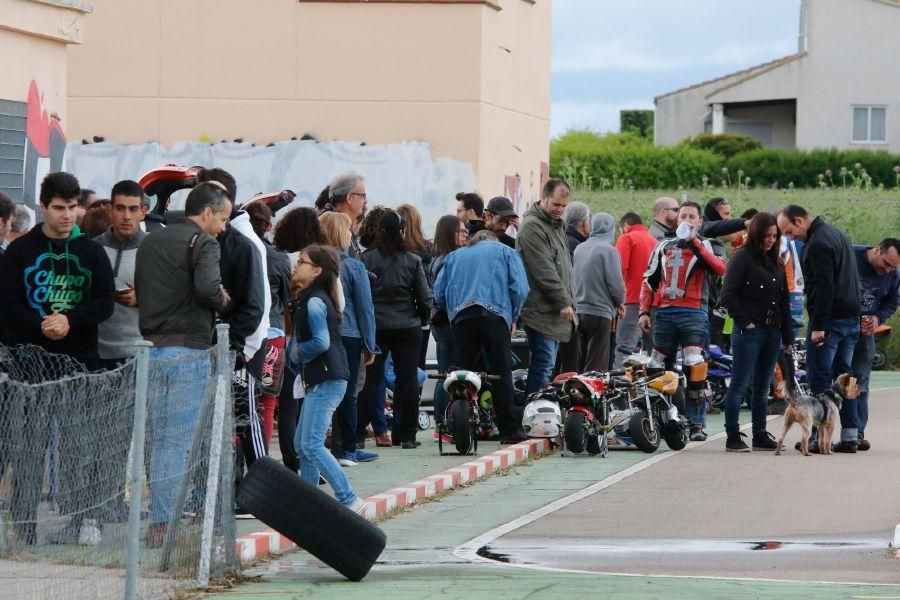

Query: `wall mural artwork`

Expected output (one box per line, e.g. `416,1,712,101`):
24,80,66,212
65,139,476,233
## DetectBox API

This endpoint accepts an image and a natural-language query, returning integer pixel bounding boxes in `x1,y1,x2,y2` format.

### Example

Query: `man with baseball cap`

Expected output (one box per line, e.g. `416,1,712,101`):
484,196,518,248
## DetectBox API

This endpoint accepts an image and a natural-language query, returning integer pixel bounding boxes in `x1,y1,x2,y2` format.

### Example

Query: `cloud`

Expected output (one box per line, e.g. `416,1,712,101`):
552,39,797,74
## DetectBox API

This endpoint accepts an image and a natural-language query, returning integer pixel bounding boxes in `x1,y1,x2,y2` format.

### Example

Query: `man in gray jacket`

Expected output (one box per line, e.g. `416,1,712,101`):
517,178,576,394
573,213,626,372
96,180,147,366
134,182,230,547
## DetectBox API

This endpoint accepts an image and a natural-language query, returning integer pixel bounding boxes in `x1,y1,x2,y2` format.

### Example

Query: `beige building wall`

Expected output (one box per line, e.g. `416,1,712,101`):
0,0,88,123
67,0,551,199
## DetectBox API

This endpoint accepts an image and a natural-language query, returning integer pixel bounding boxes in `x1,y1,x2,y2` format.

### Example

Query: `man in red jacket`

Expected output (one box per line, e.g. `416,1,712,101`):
614,212,658,367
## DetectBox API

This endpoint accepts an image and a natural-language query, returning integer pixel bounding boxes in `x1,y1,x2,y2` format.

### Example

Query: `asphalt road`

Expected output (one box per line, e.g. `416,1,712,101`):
488,388,900,584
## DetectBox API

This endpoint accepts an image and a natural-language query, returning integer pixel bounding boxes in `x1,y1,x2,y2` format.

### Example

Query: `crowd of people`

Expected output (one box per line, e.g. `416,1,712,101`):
0,167,897,546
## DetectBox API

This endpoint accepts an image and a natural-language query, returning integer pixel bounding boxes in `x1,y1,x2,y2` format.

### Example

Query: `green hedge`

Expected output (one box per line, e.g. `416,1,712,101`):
725,148,900,188
550,130,720,190
551,130,900,190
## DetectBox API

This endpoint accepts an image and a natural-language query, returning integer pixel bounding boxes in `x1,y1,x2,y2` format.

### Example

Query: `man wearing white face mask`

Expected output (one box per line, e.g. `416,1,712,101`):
639,202,727,442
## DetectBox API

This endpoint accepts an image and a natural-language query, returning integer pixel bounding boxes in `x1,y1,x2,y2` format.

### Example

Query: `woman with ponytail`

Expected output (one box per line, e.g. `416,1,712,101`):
287,244,364,513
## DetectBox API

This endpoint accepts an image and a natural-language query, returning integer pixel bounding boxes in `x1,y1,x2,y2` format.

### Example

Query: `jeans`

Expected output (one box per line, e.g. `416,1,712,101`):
653,309,710,428
578,314,612,373
525,327,560,395
359,327,422,442
806,317,859,442
724,326,781,434
432,322,454,425
614,304,648,368
334,337,363,455
148,346,210,525
452,315,519,438
296,379,357,505
846,333,875,438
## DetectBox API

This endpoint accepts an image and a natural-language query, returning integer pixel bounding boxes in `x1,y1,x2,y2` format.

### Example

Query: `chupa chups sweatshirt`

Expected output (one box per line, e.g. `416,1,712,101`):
0,225,115,362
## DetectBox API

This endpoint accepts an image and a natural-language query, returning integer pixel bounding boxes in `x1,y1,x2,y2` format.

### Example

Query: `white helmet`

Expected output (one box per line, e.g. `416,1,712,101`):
522,399,562,438
443,370,482,393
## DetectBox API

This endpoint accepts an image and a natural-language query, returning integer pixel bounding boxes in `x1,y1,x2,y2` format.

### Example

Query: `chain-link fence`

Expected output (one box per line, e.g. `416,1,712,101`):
0,324,236,600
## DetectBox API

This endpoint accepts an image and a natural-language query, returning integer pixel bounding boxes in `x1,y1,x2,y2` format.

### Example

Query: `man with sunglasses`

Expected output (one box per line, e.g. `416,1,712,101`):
483,196,518,248
649,196,679,241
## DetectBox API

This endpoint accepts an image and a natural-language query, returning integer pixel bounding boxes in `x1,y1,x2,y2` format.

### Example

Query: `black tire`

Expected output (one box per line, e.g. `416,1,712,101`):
872,348,887,371
449,399,474,455
564,411,588,454
662,420,688,451
628,409,661,453
235,457,386,581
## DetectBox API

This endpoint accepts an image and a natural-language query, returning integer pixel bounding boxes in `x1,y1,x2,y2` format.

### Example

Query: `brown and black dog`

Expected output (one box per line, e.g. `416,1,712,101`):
775,374,860,456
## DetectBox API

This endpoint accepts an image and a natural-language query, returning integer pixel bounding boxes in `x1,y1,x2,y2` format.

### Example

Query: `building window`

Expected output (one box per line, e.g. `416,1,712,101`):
852,106,887,143
0,99,27,202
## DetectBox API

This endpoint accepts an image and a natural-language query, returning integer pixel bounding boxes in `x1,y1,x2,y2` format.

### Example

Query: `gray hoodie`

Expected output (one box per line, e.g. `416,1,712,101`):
573,213,626,320
96,228,145,359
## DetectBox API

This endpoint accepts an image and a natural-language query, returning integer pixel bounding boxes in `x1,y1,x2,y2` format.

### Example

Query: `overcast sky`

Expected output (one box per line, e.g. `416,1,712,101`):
551,0,801,136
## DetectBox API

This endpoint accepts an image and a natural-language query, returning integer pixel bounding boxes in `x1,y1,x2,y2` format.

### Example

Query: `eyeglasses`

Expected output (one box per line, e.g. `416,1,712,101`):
299,257,319,269
665,207,679,213
457,228,468,235
349,192,367,201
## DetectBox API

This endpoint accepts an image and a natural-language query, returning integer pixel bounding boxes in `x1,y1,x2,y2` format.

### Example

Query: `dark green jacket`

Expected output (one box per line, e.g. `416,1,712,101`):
516,202,574,342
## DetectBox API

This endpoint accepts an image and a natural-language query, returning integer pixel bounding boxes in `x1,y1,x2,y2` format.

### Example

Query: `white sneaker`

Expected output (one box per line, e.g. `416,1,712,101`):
78,519,102,546
347,498,367,516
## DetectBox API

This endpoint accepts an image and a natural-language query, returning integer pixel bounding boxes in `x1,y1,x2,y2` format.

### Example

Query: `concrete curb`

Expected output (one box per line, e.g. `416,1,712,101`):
235,438,553,564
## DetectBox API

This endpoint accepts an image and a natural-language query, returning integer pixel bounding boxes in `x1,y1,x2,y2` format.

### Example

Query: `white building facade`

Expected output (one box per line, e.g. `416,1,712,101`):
655,0,900,152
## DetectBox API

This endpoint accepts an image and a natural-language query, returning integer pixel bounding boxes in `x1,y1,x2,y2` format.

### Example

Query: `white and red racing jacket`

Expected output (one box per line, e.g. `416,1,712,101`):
639,236,726,313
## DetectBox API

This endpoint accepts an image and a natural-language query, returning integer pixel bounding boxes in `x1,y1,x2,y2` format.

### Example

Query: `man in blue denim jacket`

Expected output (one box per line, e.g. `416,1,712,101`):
434,230,530,443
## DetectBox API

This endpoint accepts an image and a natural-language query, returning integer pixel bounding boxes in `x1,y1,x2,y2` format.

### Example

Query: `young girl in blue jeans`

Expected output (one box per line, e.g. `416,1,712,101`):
288,244,365,513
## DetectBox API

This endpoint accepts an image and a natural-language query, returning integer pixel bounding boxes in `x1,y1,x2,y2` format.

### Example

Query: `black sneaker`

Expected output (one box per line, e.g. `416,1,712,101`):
752,431,781,451
689,426,707,442
857,438,870,451
725,432,750,452
400,441,419,449
832,440,858,453
794,439,820,454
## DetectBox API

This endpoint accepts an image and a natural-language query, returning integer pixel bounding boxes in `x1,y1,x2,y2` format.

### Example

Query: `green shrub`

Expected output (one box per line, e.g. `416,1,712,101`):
726,148,900,188
620,110,654,139
683,133,762,159
550,130,720,190
551,129,900,191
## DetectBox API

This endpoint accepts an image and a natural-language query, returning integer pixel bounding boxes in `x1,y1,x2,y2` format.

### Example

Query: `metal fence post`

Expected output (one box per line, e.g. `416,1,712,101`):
216,324,238,572
125,342,152,600
197,325,230,586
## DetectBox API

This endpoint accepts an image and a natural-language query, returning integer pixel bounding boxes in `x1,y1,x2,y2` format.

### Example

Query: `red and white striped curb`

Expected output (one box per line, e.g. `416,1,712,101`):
236,438,553,563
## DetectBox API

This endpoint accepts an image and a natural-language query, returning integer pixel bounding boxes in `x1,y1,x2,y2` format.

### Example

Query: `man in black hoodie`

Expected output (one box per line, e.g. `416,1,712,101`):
196,168,269,505
0,172,115,545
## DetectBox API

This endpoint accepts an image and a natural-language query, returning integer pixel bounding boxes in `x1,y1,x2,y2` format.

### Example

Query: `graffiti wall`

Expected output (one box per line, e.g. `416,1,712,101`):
64,138,475,232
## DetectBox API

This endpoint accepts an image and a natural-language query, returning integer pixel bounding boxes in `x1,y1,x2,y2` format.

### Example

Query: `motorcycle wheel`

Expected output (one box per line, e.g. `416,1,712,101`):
628,409,661,453
564,411,588,454
662,420,688,451
449,400,474,455
417,411,431,431
586,433,601,456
